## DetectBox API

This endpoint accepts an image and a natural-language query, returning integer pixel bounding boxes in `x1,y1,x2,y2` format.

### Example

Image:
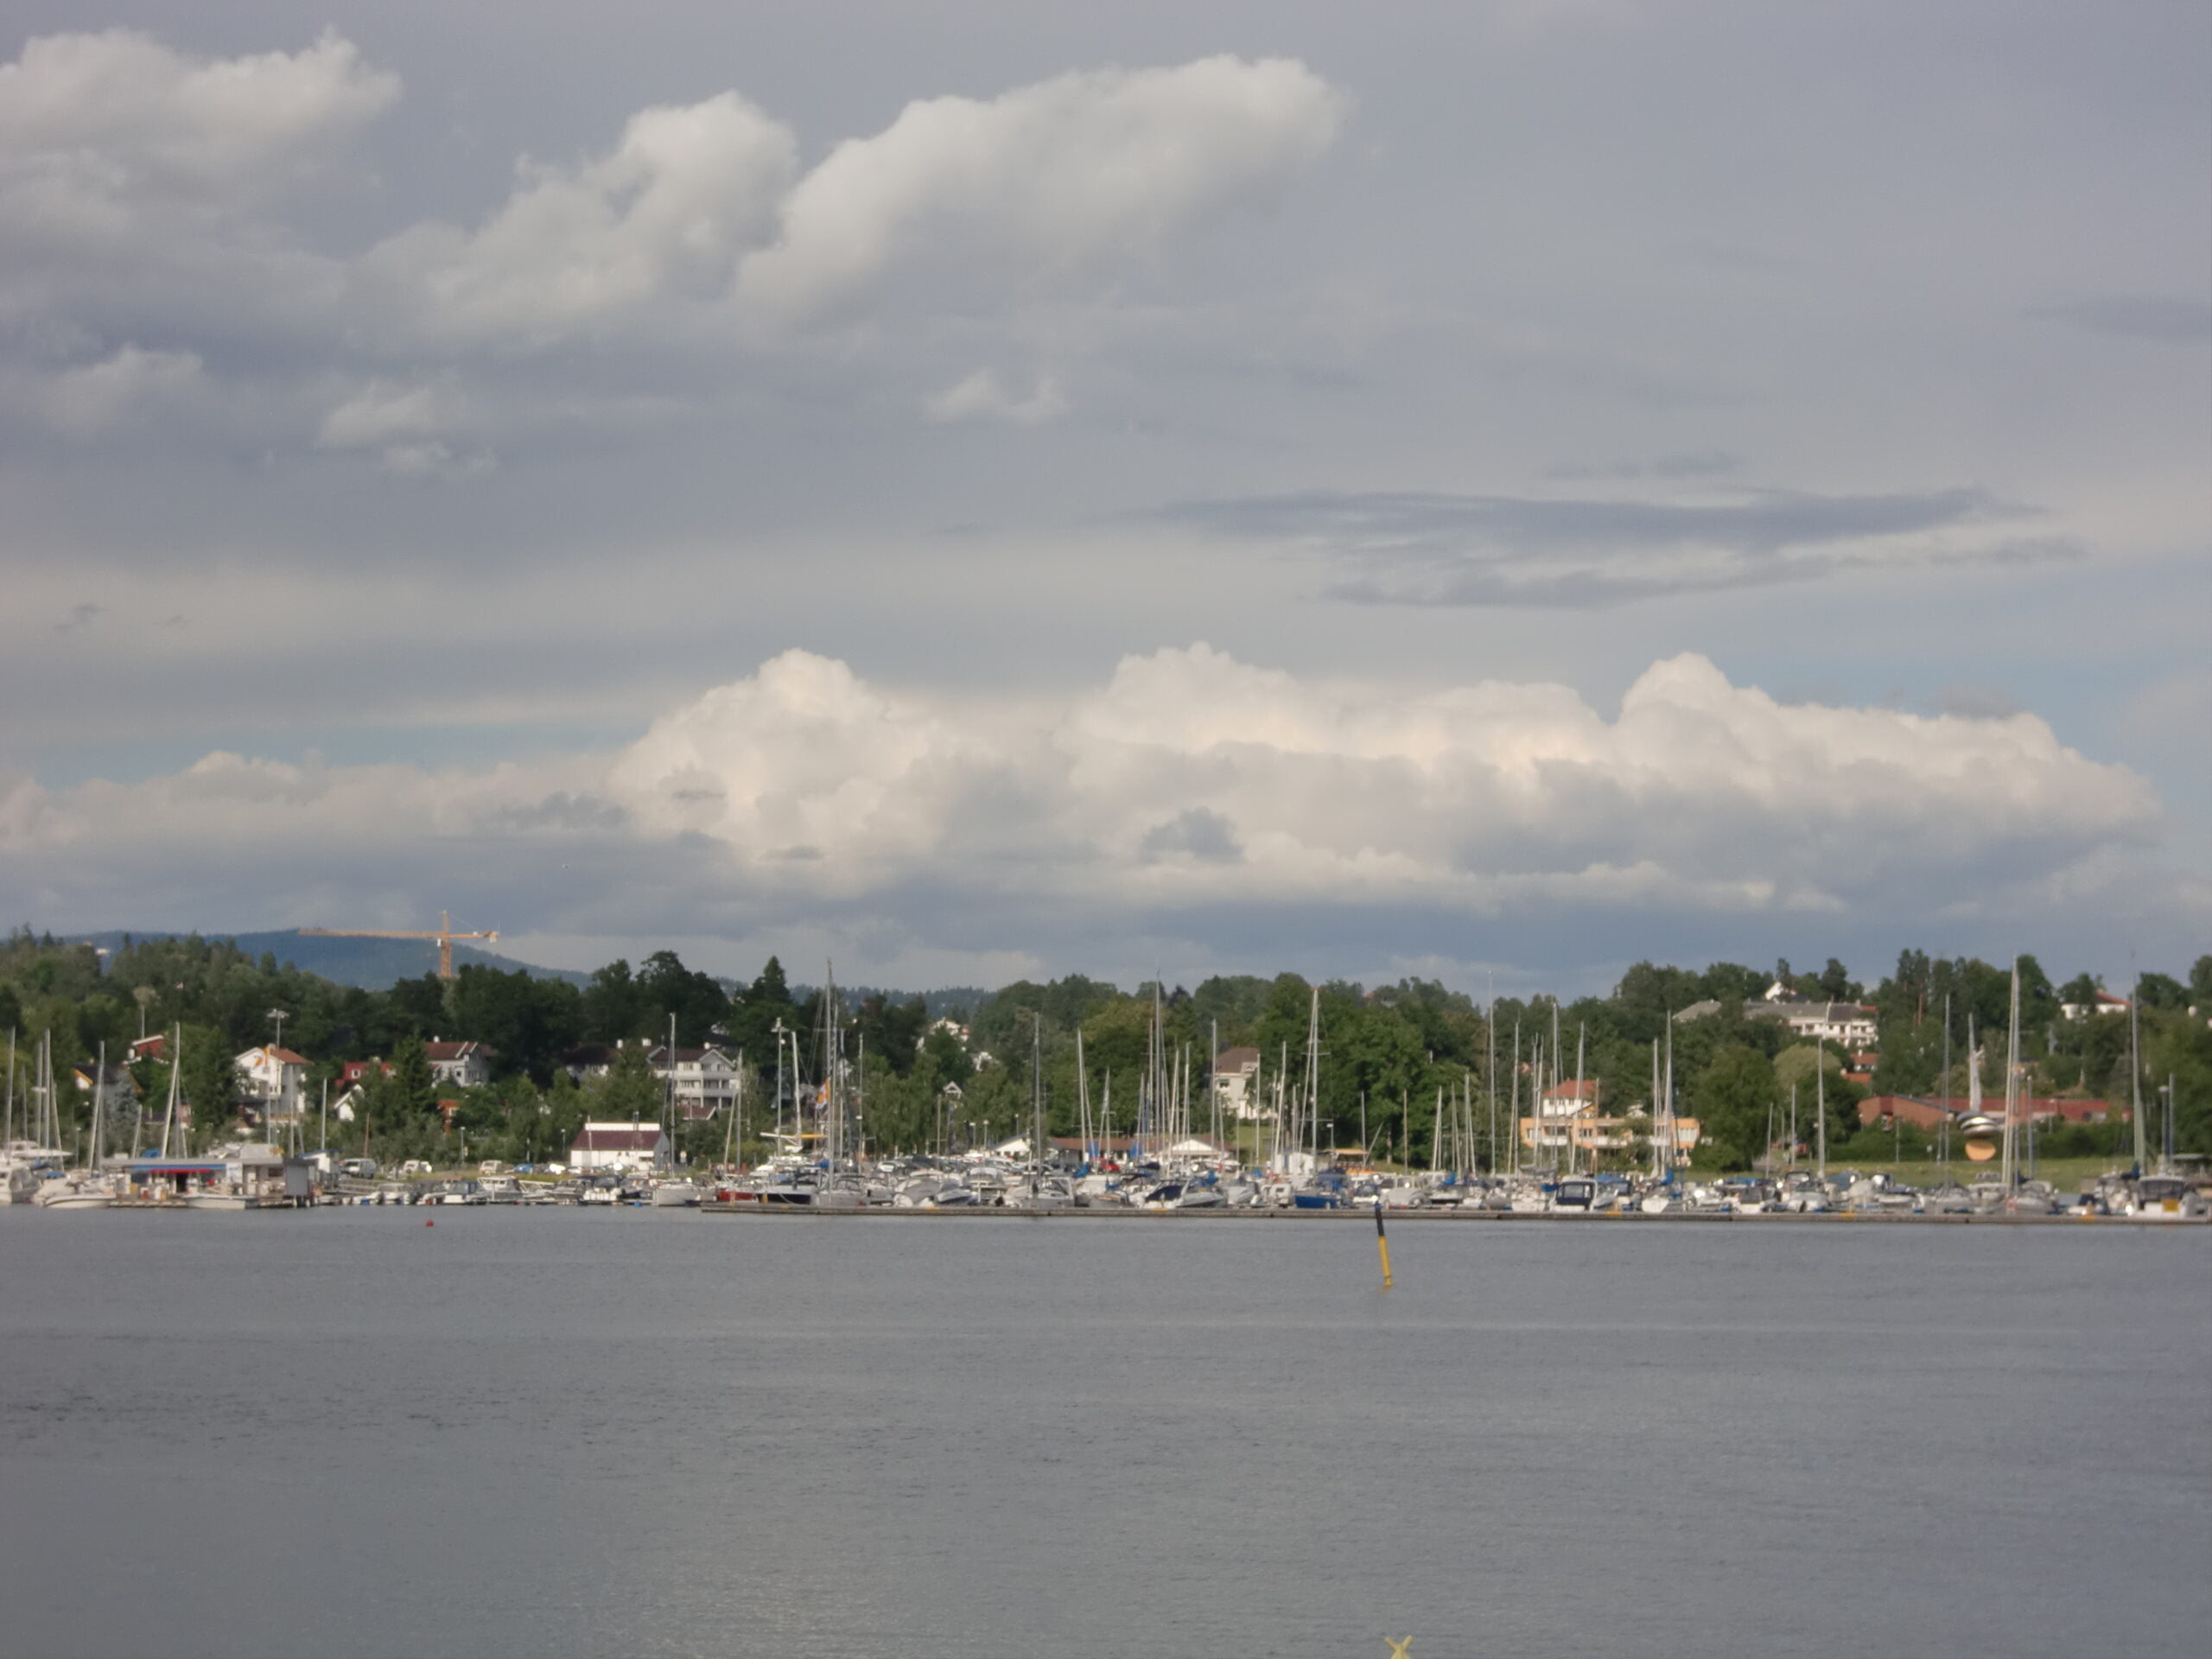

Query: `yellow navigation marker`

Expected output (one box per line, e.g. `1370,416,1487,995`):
1385,1638,1414,1657
1375,1204,1394,1289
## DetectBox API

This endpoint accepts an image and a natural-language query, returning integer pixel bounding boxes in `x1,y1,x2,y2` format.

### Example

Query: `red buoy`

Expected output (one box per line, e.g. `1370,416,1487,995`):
425,1217,434,1226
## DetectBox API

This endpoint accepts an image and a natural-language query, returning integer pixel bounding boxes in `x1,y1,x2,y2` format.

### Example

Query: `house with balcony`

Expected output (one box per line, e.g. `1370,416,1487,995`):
234,1045,308,1122
647,1045,739,1120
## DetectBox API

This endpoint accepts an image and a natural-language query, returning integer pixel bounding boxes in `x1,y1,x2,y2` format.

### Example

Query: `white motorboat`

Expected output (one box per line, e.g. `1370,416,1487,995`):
182,1190,253,1211
650,1179,702,1208
2126,1175,2207,1220
34,1174,112,1209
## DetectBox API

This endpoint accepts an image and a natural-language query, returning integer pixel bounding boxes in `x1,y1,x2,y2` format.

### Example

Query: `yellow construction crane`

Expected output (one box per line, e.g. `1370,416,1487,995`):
298,912,499,981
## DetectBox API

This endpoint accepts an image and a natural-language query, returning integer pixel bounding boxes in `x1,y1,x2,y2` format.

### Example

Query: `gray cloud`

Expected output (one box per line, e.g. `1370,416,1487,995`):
1934,683,2025,721
1156,486,2074,607
1138,807,1244,865
2028,296,2212,342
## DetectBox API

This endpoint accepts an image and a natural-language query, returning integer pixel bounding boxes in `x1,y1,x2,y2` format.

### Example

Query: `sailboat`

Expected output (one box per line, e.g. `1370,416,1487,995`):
810,968,867,1210
37,1038,114,1208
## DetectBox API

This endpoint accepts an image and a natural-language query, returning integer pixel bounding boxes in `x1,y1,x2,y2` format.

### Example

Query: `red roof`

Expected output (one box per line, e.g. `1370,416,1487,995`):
424,1041,493,1062
1859,1094,2118,1124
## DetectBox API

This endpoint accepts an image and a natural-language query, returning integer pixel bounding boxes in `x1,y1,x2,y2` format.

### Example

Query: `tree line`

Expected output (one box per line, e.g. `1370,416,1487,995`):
2,928,2205,1172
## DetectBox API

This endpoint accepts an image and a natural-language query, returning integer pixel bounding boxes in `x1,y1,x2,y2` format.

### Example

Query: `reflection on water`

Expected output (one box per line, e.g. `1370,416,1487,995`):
2,1211,2206,1658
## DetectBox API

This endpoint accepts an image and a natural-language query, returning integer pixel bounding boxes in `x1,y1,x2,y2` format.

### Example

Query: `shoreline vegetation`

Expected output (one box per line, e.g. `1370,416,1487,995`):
3,928,2206,1178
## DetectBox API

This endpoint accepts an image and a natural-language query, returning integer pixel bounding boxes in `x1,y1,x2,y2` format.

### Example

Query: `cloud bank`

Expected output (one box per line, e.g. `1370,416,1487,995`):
1160,488,2080,606
4,647,2187,986
0,31,1341,368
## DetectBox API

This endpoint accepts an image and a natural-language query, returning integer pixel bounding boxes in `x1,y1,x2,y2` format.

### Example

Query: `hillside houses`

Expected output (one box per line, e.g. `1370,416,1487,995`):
562,1040,738,1119
1675,983,1879,1049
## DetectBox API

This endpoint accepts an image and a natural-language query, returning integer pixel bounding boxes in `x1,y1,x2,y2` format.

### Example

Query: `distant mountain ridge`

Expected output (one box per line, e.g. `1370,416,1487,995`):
66,930,593,989
63,929,988,1012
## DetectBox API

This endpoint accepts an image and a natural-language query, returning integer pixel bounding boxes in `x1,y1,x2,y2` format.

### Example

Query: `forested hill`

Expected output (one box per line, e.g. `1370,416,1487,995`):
67,930,588,990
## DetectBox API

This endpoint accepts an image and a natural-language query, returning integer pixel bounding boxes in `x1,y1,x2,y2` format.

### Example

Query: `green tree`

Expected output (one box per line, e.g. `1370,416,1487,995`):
1691,1044,1777,1169
388,1035,438,1117
2137,972,2189,1012
588,1043,664,1123
177,1023,236,1148
638,950,730,1046
727,956,798,1067
582,959,645,1043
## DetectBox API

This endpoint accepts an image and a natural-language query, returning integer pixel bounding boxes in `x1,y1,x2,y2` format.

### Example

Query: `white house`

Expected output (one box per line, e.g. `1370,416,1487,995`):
647,1045,738,1121
424,1040,498,1090
1538,1077,1602,1120
569,1122,670,1173
2060,989,2132,1021
1775,1001,1878,1047
1211,1047,1268,1121
234,1046,308,1119
1675,997,1878,1050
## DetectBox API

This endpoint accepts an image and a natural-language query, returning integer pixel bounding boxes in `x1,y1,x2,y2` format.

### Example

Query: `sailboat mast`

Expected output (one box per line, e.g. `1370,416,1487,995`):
1510,1017,1522,1173
1941,992,1952,1173
2129,968,2147,1173
1076,1027,1090,1160
2001,957,2022,1194
90,1039,106,1174
1650,1039,1661,1179
1815,1035,1827,1179
1484,978,1497,1173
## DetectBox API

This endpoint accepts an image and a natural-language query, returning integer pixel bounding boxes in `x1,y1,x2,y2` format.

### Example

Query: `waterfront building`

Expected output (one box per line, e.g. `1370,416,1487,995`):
569,1122,671,1173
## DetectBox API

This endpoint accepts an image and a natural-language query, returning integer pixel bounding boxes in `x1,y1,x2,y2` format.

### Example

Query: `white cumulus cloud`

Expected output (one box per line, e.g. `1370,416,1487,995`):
0,28,397,213
734,56,1348,327
365,92,798,346
3,646,2184,984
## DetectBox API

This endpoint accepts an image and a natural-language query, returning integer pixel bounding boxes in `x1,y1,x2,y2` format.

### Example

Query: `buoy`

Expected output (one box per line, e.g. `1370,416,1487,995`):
1375,1204,1394,1290
425,1217,434,1227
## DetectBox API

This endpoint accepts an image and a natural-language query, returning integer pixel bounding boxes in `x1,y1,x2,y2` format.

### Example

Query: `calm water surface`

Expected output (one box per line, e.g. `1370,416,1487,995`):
2,1210,2205,1658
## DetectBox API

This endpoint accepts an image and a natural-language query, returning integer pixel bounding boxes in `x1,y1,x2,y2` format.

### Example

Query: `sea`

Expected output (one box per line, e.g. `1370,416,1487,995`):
2,1209,2205,1658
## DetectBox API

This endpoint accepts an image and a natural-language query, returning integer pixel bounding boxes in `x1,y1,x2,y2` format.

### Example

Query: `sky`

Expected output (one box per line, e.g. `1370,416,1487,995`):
1,0,2206,997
